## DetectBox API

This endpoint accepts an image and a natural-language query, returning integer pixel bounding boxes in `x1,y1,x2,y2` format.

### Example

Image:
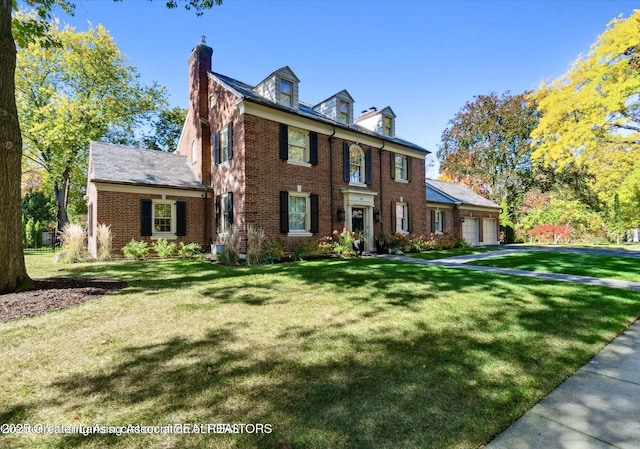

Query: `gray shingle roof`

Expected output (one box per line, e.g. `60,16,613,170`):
89,141,205,190
426,179,500,209
210,72,429,154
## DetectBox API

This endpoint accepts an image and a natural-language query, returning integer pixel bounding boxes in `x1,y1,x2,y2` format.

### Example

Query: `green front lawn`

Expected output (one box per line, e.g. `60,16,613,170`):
2,254,640,448
408,247,500,261
469,251,640,282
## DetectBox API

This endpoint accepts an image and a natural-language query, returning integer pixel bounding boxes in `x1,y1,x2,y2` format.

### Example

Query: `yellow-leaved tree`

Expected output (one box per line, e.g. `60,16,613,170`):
531,10,640,227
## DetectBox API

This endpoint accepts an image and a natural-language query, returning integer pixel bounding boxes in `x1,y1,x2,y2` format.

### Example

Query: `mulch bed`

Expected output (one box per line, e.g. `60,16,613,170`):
0,278,127,323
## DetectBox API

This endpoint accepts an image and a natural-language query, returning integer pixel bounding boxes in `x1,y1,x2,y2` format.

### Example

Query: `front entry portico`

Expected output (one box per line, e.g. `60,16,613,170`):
342,188,377,251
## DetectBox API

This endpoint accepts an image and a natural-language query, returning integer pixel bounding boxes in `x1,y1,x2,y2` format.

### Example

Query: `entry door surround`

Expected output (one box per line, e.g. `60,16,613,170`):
342,188,377,251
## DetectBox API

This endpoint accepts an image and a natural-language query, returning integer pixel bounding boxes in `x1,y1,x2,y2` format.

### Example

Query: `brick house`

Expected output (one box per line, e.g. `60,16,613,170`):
426,179,501,245
87,42,430,256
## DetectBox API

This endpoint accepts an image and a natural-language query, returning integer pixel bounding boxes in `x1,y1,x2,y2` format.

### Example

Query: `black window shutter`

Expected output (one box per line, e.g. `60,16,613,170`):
365,148,372,185
226,192,234,228
227,122,233,161
214,131,220,166
407,204,412,233
441,211,445,231
176,201,187,236
141,199,152,236
390,153,396,179
279,191,289,233
343,142,350,182
430,210,435,232
391,201,396,233
309,132,318,165
310,194,319,233
215,195,221,232
407,157,412,181
279,123,288,160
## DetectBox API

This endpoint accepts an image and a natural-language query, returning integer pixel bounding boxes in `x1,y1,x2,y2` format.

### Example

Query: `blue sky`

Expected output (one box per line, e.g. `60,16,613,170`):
46,0,637,177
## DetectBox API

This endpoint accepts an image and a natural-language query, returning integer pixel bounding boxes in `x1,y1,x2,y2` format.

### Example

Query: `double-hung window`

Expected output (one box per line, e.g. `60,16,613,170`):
394,202,411,234
215,122,233,165
339,100,349,123
395,155,408,180
349,146,364,184
435,210,443,233
215,192,233,234
279,124,317,165
288,128,307,163
140,199,187,239
279,191,319,235
383,116,392,136
280,79,293,107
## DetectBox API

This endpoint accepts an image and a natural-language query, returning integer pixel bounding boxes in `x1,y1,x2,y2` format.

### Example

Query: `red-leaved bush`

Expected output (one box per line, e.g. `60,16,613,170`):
529,225,573,244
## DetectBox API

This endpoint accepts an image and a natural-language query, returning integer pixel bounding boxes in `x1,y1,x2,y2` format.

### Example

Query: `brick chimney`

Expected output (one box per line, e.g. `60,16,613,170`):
185,40,213,186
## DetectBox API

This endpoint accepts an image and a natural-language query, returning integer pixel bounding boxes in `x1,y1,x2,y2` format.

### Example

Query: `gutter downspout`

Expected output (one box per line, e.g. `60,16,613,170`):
329,126,336,233
378,139,385,234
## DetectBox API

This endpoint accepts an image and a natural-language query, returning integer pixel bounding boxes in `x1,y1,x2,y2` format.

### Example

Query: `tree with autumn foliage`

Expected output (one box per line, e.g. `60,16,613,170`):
531,10,640,227
437,91,538,221
1,0,221,293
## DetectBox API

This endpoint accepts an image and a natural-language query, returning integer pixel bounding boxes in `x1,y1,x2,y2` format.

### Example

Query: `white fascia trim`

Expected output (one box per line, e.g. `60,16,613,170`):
459,205,502,214
175,111,190,154
240,100,426,160
92,181,207,198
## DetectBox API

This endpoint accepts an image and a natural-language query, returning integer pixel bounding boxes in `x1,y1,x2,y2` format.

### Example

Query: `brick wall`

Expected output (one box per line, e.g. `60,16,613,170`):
94,189,210,256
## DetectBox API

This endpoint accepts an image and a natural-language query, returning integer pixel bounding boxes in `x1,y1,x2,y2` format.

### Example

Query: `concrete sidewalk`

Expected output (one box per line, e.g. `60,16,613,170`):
378,248,640,448
486,319,640,449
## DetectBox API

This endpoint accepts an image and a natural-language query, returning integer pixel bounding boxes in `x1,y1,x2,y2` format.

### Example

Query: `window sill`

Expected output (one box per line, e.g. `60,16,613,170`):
287,160,312,168
288,231,312,237
349,181,367,188
151,235,177,240
394,178,409,184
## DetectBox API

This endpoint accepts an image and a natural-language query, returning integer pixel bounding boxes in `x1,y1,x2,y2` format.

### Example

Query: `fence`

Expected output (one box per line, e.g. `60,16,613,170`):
23,229,60,253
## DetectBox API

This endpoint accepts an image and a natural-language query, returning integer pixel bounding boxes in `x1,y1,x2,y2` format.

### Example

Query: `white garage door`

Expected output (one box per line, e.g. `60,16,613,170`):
483,218,498,245
462,217,478,246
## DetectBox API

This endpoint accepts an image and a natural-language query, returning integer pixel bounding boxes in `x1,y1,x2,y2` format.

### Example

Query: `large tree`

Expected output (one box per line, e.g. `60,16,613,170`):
531,10,640,223
16,17,166,229
437,91,538,221
1,0,220,293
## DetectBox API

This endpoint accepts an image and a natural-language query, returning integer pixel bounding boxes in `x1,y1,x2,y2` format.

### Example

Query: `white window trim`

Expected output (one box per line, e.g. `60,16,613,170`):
287,127,310,165
288,192,312,237
349,144,366,186
151,200,177,240
191,140,197,164
435,210,444,234
219,193,231,235
394,155,408,181
396,202,409,234
219,125,231,164
279,78,294,108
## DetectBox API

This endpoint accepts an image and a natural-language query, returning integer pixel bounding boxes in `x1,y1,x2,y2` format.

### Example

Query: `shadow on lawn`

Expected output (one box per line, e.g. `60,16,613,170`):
17,257,640,448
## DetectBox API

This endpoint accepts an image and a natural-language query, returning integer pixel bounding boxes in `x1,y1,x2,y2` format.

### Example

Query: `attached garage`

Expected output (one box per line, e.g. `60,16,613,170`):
462,217,479,246
482,218,498,245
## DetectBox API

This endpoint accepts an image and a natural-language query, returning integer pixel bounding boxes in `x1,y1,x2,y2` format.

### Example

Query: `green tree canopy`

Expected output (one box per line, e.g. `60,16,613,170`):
437,91,538,221
16,15,166,229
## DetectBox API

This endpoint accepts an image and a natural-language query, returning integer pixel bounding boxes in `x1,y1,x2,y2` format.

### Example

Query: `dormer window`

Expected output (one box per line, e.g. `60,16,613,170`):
280,79,293,107
383,116,392,136
339,101,349,123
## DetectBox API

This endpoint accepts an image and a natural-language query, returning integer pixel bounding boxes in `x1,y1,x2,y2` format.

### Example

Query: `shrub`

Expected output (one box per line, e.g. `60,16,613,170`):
122,239,149,260
34,221,42,248
56,223,86,264
24,218,34,248
529,224,573,244
388,232,410,252
246,224,265,265
178,242,202,259
262,236,285,263
331,229,358,256
96,223,113,261
152,238,176,258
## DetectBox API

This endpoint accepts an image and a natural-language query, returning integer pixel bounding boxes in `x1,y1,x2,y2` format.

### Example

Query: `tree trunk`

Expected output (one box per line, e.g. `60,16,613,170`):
0,1,33,292
54,180,69,230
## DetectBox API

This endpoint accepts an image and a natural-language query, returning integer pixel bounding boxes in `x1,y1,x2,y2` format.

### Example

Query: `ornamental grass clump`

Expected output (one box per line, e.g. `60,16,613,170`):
218,226,240,265
96,223,113,261
246,224,265,265
55,223,86,264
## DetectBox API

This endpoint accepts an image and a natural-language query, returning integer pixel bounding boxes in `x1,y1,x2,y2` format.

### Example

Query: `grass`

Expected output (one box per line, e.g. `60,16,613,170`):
2,253,640,448
470,251,640,282
408,246,501,261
